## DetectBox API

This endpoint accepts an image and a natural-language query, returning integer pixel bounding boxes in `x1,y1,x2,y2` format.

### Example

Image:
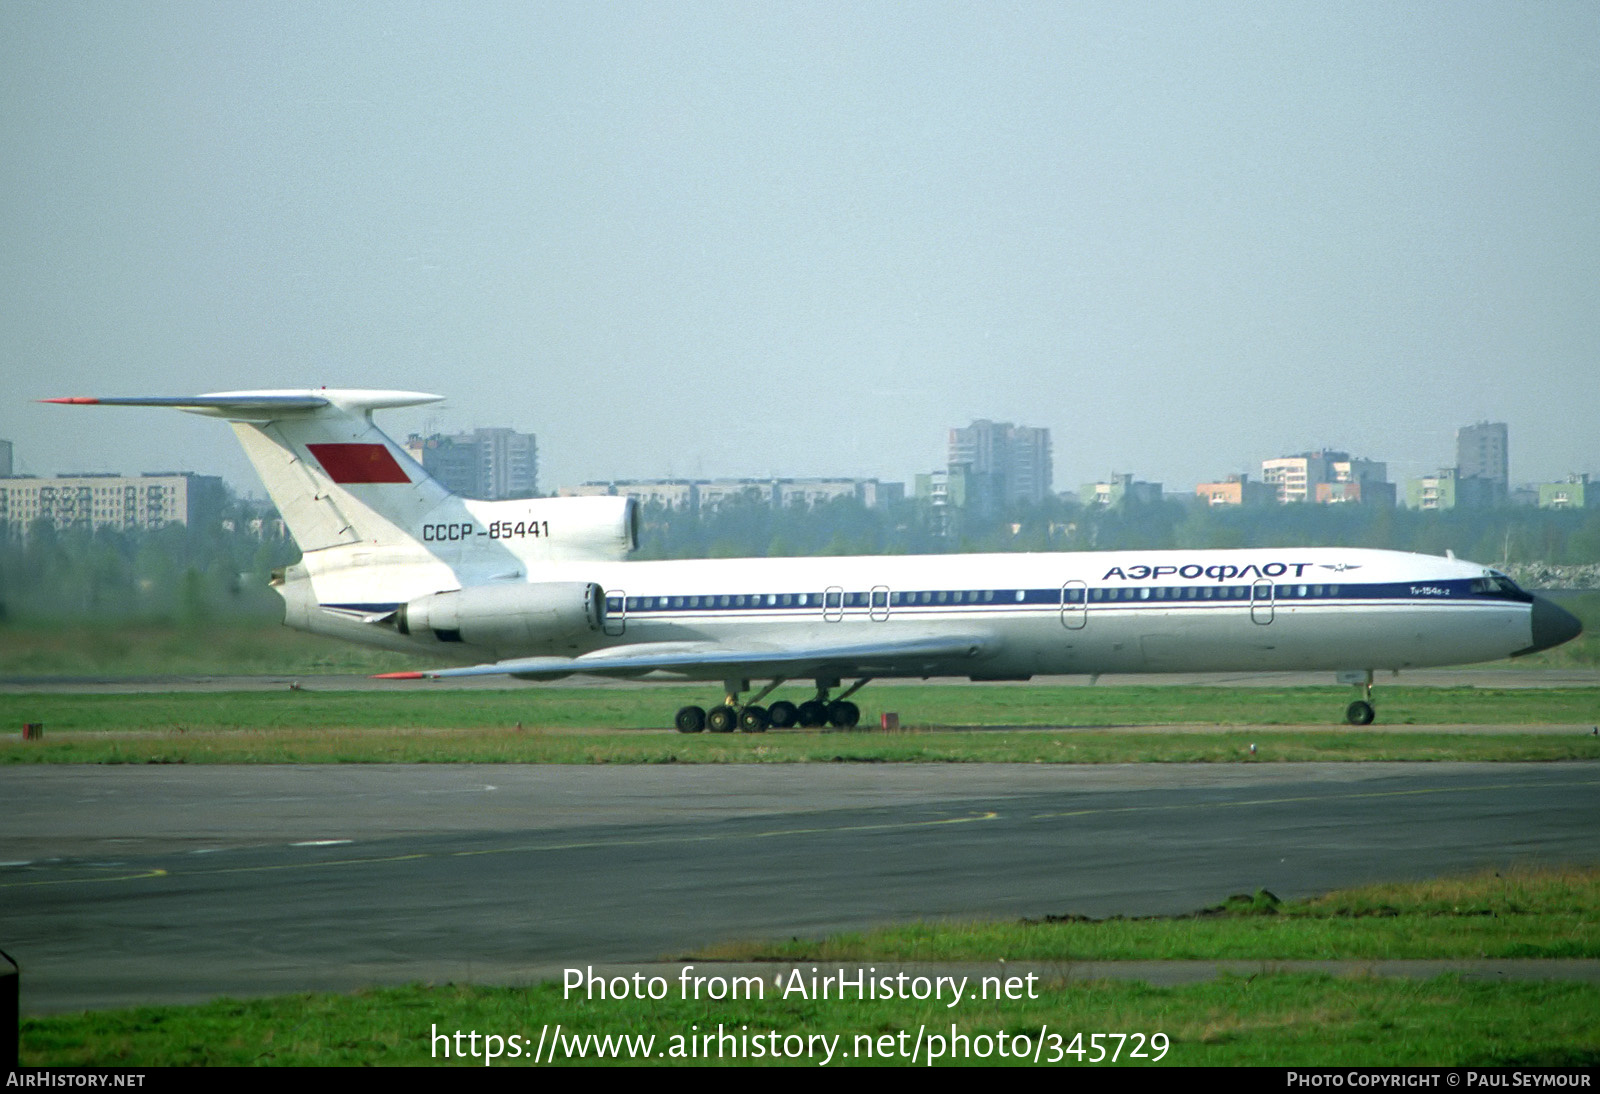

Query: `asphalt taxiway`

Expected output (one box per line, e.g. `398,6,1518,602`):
3,761,1596,1013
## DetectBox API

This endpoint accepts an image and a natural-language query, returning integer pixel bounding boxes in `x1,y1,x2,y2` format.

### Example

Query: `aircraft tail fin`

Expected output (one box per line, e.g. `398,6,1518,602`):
45,389,448,553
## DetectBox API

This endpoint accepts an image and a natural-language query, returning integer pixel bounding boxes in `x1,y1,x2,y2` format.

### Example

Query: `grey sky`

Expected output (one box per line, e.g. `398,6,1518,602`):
3,2,1595,499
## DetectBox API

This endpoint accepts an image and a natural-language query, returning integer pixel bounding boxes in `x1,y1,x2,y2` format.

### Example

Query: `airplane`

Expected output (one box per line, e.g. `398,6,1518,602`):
48,389,1582,730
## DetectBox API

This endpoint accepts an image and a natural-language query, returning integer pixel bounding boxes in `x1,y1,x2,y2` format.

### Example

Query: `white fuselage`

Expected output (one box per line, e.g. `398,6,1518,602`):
286,545,1537,680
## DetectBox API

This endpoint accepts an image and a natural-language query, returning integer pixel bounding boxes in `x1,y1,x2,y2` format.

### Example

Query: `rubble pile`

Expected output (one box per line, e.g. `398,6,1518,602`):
1504,562,1600,590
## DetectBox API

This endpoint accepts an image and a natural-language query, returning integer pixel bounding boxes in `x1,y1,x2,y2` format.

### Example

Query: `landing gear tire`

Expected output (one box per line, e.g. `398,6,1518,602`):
827,700,861,729
707,705,738,733
739,705,769,733
767,700,798,728
797,700,829,728
675,705,706,733
1345,700,1375,726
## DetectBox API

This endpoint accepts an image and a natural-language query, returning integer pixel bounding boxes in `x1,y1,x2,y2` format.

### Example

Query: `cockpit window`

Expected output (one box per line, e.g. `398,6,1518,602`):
1475,573,1525,597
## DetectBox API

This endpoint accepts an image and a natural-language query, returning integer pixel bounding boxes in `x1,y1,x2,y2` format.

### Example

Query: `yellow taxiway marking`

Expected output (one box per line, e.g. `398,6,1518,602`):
2,867,169,889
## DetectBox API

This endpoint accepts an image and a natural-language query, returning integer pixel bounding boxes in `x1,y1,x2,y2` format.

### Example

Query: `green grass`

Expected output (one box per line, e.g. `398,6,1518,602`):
5,684,1600,732
19,977,1600,1067
0,620,424,676
2,686,1598,764
21,869,1600,1067
4,727,1600,765
702,868,1600,962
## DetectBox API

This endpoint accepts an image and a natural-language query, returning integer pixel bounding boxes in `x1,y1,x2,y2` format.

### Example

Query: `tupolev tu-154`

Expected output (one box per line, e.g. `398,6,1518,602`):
49,389,1582,730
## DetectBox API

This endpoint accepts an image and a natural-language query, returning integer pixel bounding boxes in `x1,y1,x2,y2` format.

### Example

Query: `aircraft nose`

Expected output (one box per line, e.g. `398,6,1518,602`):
1524,596,1583,654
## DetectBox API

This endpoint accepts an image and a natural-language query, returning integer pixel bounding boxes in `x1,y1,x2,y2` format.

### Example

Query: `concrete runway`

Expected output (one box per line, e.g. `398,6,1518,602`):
3,761,1596,1014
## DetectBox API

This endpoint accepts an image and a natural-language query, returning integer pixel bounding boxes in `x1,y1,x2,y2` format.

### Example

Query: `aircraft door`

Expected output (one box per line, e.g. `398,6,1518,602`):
869,585,891,622
1250,579,1274,625
604,589,626,636
824,586,845,622
1060,580,1087,630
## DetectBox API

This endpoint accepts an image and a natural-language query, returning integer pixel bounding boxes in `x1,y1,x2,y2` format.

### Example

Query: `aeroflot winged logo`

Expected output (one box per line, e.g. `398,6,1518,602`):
306,443,411,484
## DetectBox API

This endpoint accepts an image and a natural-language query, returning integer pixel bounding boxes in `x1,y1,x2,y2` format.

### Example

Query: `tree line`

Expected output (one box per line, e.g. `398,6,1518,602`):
636,493,1600,569
0,503,297,623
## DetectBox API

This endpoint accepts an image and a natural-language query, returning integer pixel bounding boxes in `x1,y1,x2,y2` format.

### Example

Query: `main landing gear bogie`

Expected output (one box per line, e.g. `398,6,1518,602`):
673,678,867,733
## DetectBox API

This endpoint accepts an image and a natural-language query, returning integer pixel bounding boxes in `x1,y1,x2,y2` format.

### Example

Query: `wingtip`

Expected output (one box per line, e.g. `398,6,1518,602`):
372,671,426,680
40,397,99,404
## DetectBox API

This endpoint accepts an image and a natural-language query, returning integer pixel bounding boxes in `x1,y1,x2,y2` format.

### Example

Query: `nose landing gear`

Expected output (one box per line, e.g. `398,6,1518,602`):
1341,669,1376,725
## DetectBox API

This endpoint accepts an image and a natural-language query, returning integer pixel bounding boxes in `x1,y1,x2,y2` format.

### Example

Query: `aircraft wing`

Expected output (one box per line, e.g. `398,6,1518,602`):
375,633,996,682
